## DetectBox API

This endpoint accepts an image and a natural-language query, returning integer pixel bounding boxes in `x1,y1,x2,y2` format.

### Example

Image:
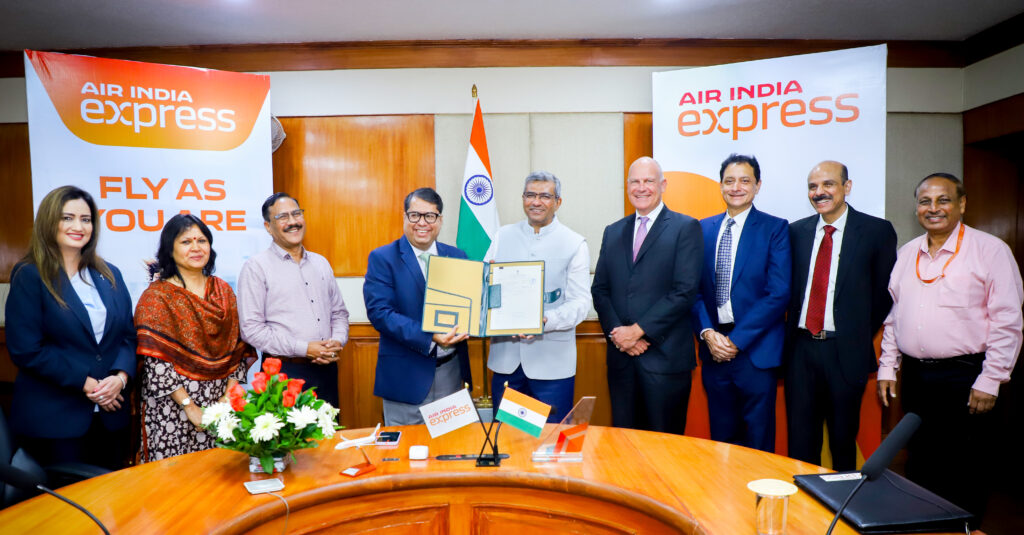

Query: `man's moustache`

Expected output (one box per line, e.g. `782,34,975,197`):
812,195,832,203
285,225,302,232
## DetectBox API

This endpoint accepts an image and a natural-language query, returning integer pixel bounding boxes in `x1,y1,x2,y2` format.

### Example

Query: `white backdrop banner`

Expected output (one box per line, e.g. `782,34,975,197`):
24,50,272,301
652,45,887,222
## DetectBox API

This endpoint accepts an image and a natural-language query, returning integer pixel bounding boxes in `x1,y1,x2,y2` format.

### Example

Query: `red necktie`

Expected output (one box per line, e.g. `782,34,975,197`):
805,225,836,335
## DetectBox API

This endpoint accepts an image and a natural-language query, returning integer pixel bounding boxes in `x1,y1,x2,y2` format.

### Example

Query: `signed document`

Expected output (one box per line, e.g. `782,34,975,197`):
422,256,544,337
486,262,544,334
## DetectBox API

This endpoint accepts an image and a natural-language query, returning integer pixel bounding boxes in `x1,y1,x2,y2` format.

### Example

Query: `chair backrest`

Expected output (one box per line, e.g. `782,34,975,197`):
0,408,46,509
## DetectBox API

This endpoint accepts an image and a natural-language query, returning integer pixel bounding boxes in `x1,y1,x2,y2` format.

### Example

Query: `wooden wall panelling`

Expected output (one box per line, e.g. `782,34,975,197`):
0,39,965,78
0,124,32,283
271,115,435,277
964,12,1024,65
963,92,1024,144
574,322,612,427
963,143,1020,251
622,113,653,217
336,324,385,429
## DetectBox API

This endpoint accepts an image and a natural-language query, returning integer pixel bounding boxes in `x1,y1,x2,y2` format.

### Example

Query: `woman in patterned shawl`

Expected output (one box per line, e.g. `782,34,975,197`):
135,214,255,462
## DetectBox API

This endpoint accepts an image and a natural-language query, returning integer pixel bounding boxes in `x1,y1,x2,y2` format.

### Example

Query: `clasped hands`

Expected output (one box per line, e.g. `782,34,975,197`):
703,330,738,362
307,339,344,364
84,374,126,412
610,324,649,356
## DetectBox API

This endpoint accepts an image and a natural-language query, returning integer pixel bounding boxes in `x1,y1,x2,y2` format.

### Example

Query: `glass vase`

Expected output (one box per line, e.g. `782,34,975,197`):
249,453,290,473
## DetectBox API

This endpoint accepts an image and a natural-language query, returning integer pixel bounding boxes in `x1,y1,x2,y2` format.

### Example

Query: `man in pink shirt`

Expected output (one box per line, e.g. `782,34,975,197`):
878,173,1022,527
238,193,350,407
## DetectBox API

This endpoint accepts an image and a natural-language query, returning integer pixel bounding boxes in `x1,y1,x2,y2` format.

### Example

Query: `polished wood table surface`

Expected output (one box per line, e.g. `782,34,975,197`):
0,425,947,534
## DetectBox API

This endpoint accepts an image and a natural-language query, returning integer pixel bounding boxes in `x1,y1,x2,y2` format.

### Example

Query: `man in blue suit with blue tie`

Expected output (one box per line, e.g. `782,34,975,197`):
692,154,790,452
364,188,473,426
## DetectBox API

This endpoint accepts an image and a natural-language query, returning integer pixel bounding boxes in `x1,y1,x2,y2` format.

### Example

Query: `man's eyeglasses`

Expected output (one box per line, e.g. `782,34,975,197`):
406,211,440,224
523,192,557,201
273,209,305,222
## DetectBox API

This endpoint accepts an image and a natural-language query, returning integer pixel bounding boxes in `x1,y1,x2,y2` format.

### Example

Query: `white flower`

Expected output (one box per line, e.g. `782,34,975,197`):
201,402,233,427
286,406,318,429
315,402,340,438
250,413,285,442
317,402,339,420
215,414,240,442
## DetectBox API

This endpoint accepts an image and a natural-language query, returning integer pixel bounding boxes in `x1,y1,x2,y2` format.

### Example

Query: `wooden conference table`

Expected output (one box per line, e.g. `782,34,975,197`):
0,425,949,534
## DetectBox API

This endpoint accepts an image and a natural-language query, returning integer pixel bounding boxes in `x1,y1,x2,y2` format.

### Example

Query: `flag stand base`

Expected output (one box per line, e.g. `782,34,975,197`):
475,421,503,467
475,453,501,467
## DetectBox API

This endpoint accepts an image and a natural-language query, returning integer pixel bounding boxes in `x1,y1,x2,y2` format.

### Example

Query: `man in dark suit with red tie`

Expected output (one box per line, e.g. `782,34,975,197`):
785,160,897,470
592,156,703,434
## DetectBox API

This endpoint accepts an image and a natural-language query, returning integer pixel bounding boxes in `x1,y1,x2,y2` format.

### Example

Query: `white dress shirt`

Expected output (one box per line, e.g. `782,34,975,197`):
798,205,849,331
714,206,751,324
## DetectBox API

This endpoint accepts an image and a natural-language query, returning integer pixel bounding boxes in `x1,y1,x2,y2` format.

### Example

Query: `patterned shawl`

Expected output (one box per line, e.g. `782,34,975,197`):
135,277,255,381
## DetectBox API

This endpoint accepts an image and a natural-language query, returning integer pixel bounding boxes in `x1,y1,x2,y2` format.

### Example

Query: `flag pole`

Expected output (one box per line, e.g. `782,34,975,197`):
469,82,493,414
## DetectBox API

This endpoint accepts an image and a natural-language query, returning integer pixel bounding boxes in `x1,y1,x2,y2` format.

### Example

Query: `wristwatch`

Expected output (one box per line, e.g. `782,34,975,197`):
180,396,192,407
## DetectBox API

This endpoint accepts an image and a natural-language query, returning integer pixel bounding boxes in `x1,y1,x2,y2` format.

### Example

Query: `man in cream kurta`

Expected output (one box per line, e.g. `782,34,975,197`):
484,171,591,423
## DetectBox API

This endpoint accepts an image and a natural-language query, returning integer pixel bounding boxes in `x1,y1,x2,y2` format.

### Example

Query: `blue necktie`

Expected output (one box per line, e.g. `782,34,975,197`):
715,218,735,307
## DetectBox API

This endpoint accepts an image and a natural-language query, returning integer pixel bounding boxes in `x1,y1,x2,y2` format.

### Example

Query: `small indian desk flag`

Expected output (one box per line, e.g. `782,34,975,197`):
495,388,551,437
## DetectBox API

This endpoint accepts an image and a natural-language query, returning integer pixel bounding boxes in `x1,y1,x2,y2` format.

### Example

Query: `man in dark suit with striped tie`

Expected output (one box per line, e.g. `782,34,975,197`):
592,156,703,434
785,160,897,470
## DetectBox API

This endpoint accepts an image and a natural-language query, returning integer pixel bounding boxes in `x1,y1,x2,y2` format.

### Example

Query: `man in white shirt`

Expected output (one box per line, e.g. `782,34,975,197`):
485,171,591,423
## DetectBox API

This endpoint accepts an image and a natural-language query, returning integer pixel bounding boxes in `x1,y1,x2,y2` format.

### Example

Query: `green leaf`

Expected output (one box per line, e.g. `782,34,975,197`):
260,454,273,474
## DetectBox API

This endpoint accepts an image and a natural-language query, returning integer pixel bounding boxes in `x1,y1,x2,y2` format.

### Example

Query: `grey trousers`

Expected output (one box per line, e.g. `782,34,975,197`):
382,357,462,426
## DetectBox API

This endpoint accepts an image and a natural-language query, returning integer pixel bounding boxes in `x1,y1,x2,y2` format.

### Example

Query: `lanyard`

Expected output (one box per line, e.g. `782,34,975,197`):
916,223,965,284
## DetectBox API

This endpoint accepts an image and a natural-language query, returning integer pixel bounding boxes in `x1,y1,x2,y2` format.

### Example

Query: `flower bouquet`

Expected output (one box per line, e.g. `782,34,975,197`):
201,357,340,473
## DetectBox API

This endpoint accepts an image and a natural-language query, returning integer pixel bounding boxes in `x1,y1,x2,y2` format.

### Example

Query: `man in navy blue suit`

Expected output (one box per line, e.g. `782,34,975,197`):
692,154,790,452
364,188,473,426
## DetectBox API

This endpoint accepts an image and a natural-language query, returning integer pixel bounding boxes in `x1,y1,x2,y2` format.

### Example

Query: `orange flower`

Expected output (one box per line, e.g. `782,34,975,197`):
228,383,246,400
262,358,282,375
277,373,288,382
287,378,305,394
252,376,267,393
282,391,297,408
230,396,246,411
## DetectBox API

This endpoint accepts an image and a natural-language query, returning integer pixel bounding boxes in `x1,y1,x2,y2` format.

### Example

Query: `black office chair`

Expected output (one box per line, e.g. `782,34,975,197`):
0,409,109,508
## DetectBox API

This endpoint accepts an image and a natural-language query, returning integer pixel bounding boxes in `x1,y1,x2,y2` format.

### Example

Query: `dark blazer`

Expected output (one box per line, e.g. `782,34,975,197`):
786,205,897,382
692,206,791,369
364,237,472,405
5,262,137,439
592,206,704,374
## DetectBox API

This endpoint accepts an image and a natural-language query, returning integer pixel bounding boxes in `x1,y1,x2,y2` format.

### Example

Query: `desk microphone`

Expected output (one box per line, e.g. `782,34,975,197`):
0,462,110,535
825,412,921,535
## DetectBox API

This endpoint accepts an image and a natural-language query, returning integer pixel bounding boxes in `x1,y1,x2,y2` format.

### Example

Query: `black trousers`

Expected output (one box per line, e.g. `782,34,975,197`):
19,412,129,472
278,359,339,408
785,335,865,471
608,354,691,435
901,354,993,527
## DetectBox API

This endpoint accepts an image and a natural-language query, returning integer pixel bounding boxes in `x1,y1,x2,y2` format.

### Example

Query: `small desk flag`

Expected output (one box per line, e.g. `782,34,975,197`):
495,388,551,437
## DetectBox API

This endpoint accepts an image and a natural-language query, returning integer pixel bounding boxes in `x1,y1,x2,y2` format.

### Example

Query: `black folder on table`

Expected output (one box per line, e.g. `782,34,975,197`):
793,470,972,533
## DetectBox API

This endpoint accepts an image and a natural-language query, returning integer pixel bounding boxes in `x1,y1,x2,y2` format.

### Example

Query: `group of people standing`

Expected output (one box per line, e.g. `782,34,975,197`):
5,188,348,469
5,155,1019,527
362,155,1020,528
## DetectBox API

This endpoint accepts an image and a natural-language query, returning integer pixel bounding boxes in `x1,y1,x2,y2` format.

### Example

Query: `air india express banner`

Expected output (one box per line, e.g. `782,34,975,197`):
24,50,272,301
653,45,886,222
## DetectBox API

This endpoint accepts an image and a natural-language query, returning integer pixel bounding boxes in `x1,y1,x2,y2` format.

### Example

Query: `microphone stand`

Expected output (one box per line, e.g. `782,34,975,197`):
825,476,866,535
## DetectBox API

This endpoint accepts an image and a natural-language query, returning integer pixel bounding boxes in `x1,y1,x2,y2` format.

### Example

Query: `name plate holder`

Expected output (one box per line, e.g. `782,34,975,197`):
531,396,596,463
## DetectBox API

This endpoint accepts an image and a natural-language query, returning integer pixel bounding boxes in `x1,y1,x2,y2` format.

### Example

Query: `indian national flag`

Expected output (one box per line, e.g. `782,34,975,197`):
495,388,551,437
456,99,499,260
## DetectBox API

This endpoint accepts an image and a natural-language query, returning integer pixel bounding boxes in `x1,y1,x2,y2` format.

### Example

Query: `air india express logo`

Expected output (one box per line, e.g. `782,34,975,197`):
27,50,269,151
